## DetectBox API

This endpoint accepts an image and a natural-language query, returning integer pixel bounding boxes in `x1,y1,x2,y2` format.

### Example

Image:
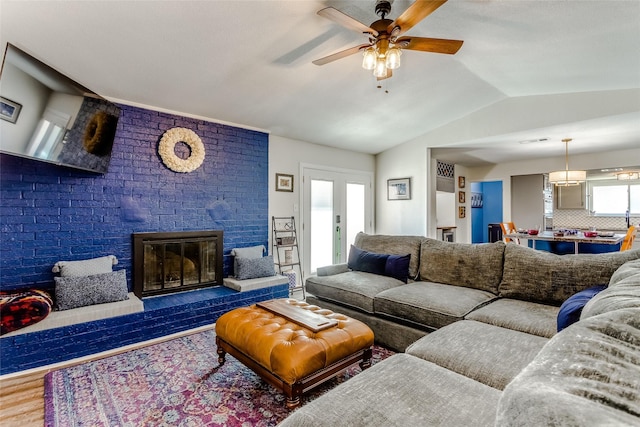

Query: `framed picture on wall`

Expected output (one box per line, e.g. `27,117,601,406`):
458,176,466,188
458,191,466,204
388,178,411,200
459,206,466,218
276,173,294,192
0,97,22,124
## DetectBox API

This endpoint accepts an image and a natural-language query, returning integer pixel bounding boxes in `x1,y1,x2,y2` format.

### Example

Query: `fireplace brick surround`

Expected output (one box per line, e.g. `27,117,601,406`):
0,105,276,374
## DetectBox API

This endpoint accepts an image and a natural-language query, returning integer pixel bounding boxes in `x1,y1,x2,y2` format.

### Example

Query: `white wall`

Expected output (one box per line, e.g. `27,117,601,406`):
375,139,428,236
268,133,375,231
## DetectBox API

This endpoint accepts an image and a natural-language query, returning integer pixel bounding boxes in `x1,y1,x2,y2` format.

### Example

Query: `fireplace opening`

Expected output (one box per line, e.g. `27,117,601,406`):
133,230,223,298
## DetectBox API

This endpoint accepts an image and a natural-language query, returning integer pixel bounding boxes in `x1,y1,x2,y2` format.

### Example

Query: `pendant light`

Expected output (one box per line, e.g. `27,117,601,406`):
548,138,586,186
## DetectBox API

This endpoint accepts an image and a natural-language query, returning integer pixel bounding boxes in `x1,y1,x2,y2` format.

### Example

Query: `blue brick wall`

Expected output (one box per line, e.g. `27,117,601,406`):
0,284,288,375
0,104,269,291
0,104,274,373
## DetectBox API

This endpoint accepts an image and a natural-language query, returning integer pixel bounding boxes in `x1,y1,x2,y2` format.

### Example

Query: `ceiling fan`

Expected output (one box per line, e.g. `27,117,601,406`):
313,0,463,80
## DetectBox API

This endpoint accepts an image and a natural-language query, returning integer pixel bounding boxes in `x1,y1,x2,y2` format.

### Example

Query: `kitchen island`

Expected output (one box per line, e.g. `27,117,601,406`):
505,231,624,254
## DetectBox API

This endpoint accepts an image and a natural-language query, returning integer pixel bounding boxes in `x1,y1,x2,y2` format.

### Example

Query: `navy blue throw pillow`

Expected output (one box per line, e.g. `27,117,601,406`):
348,245,388,275
385,254,411,283
557,284,607,332
348,246,411,282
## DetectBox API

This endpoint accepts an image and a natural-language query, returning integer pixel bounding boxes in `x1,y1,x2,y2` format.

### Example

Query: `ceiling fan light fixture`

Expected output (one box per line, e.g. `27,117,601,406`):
362,47,377,70
386,47,402,69
373,56,387,78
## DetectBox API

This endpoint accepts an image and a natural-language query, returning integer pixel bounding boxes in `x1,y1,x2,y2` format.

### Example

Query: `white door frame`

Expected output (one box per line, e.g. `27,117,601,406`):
299,163,374,278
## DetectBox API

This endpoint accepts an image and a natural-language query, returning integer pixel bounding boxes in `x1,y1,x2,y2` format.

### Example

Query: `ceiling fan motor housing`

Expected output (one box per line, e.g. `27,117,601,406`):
375,0,392,19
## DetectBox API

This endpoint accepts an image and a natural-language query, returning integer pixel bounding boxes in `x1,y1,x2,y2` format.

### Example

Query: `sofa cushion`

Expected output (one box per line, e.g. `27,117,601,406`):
278,353,501,427
306,271,403,313
419,239,505,294
608,258,640,285
496,307,640,426
581,272,640,320
465,298,559,338
499,245,640,305
353,232,423,280
557,284,607,331
374,282,497,330
406,320,548,390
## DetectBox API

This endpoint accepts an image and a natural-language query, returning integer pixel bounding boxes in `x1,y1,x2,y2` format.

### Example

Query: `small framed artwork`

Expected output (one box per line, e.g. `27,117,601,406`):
459,206,466,218
471,192,483,208
0,97,22,124
388,178,411,200
275,173,294,192
458,191,466,204
458,176,466,188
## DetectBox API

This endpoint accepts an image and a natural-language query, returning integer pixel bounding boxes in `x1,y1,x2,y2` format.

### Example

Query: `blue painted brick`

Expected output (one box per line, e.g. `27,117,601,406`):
0,104,271,373
0,284,288,374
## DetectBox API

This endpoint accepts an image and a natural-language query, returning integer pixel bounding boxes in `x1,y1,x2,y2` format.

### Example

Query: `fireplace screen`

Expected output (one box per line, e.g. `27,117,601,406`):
133,230,223,298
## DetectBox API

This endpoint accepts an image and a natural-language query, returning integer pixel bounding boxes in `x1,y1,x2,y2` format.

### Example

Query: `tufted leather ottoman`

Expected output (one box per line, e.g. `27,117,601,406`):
215,298,374,408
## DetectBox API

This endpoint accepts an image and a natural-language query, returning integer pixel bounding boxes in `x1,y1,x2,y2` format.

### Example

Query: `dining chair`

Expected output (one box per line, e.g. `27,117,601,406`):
620,225,637,251
500,222,519,244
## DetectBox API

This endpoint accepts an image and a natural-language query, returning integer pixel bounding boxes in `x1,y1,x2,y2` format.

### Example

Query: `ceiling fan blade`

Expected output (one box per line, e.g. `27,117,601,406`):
312,44,371,66
397,36,463,54
388,0,448,36
318,7,378,37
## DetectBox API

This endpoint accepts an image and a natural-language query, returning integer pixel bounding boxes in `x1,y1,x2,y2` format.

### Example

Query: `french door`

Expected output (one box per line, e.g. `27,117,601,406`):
301,166,373,276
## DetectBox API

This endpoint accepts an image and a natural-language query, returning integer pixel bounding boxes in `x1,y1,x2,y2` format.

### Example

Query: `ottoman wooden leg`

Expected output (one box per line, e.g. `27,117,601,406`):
359,347,373,370
216,336,226,365
286,395,301,409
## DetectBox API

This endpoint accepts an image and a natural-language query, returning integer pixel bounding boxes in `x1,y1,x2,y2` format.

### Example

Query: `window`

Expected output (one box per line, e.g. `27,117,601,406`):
590,181,640,215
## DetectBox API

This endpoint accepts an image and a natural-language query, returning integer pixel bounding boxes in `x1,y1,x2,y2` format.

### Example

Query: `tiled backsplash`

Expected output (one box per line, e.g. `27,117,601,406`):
553,209,639,231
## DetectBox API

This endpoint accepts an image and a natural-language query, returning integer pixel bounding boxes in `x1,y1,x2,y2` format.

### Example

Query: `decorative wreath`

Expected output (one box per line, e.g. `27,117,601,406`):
84,111,117,155
158,127,205,173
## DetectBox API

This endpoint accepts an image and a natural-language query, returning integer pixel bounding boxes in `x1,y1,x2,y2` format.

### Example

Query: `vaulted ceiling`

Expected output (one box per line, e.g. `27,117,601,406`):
1,1,639,165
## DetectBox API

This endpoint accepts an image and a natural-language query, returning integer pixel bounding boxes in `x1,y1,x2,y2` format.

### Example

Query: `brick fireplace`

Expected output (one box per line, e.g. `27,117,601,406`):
133,230,223,298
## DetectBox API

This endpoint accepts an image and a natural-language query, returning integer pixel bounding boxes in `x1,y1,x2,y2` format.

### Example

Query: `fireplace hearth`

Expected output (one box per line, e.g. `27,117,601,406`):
133,230,223,298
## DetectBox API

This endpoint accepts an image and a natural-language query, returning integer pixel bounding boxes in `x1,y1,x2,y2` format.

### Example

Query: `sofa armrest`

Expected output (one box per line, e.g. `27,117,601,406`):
317,263,349,276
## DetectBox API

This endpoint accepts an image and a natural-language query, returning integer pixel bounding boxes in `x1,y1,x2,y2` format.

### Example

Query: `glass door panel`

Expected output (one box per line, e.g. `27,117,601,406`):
310,179,334,273
302,167,372,276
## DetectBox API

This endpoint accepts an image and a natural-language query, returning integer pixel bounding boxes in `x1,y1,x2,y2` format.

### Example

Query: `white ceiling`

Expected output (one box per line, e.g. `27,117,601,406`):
1,0,639,166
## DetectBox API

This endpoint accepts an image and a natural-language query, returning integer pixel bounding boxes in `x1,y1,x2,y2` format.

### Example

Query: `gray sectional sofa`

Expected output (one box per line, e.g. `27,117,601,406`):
280,233,640,426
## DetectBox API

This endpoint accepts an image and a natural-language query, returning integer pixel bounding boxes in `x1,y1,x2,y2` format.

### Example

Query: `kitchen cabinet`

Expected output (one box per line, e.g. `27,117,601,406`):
555,182,586,209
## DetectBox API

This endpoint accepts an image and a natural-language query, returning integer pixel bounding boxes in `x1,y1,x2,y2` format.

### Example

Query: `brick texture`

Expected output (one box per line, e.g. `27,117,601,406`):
1,104,269,290
0,105,276,373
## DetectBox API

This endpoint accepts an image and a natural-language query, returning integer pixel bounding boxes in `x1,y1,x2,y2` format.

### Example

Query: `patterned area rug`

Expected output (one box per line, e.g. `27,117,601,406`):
45,328,394,426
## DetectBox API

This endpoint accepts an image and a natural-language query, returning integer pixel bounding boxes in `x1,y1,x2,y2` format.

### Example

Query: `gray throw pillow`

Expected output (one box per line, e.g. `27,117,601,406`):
52,255,118,277
54,269,129,310
231,245,266,276
235,256,276,280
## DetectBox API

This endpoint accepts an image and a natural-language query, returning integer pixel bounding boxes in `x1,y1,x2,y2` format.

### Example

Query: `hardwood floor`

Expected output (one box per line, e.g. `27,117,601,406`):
0,323,217,426
0,370,46,426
